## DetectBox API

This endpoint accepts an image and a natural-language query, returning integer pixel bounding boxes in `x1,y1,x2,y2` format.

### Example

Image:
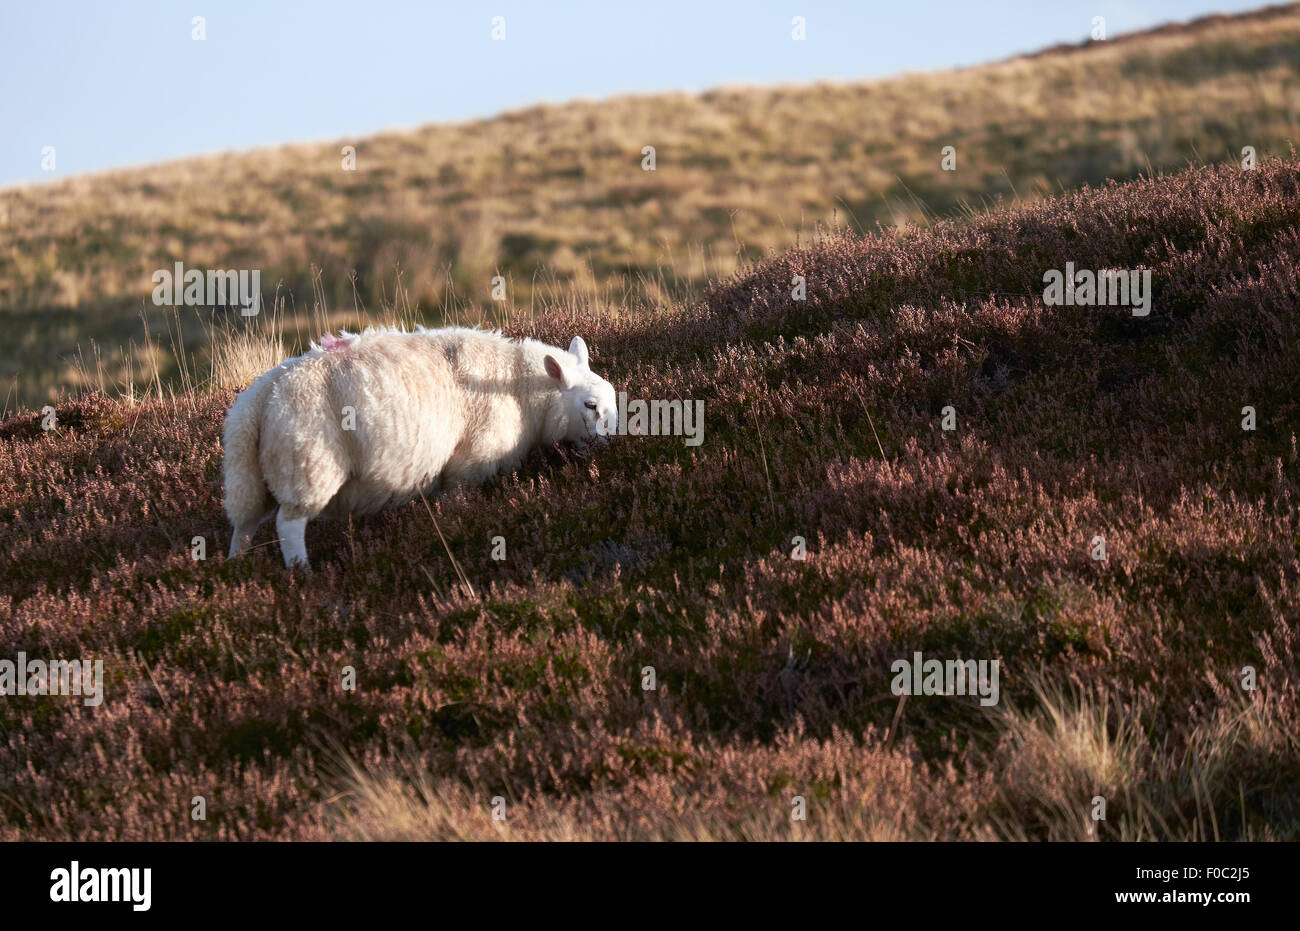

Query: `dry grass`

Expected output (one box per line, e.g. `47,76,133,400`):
207,300,287,391
3,5,1300,404
318,672,1286,841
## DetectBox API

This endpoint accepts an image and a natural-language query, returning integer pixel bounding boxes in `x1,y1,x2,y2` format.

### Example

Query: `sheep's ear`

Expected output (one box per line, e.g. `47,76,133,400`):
568,336,589,369
544,354,570,387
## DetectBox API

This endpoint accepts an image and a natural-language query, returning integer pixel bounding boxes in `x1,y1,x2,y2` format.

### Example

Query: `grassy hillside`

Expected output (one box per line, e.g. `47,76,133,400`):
2,4,1300,405
2,156,1297,840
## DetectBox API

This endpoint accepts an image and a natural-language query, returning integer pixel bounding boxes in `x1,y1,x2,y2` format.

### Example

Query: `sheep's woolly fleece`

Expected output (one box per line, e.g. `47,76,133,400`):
223,326,618,567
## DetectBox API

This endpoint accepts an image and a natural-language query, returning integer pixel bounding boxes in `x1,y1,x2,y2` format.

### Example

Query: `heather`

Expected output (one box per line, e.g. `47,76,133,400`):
4,4,1300,404
1,155,1298,840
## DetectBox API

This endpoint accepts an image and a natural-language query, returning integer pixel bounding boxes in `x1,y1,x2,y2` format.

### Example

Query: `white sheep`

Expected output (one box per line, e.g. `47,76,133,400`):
223,326,617,568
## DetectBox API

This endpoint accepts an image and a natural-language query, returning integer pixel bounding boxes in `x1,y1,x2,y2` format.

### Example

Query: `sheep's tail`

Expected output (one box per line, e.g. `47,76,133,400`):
223,375,275,555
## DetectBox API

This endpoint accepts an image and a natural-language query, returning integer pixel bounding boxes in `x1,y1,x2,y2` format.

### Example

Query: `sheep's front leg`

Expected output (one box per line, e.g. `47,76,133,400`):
440,442,514,488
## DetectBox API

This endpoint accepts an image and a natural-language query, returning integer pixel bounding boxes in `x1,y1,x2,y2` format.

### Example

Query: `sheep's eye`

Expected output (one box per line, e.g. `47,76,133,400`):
584,400,598,410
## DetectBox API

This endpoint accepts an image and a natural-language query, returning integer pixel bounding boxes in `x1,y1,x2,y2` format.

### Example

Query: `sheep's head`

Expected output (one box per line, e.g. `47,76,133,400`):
544,337,618,443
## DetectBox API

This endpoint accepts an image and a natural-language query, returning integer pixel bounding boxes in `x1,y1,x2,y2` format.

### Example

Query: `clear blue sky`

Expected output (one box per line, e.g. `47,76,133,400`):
0,0,1273,188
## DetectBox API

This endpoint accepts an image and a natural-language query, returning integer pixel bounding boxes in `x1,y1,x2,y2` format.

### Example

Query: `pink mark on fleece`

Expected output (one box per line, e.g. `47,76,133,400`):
320,333,351,352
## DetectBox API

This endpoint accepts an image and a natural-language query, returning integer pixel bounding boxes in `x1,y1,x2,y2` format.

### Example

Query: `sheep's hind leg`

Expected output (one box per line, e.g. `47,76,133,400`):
228,508,277,558
276,507,313,570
